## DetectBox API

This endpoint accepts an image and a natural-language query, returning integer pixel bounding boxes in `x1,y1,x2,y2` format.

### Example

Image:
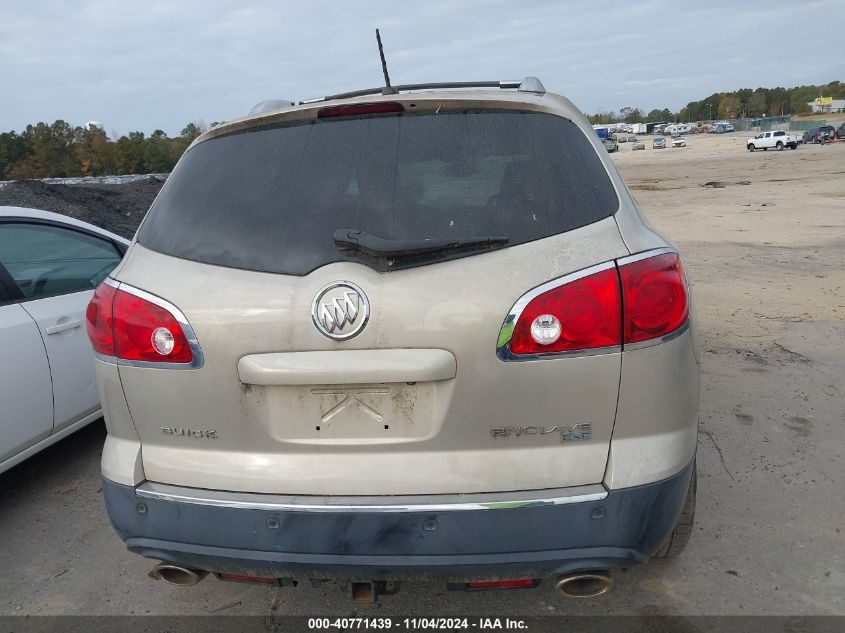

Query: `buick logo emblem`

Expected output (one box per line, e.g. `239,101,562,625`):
311,281,370,340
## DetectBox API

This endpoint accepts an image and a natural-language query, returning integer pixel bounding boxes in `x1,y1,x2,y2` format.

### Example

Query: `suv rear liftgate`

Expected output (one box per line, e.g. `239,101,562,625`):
92,78,699,598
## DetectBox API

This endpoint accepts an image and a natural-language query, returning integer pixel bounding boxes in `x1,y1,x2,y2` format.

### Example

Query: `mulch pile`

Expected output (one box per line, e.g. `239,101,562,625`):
0,179,164,238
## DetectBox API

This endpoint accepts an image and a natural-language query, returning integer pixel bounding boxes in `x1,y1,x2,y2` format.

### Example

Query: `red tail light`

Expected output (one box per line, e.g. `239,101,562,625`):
86,283,118,355
86,281,199,366
113,290,193,363
508,266,622,355
500,251,689,357
619,252,689,344
317,102,404,118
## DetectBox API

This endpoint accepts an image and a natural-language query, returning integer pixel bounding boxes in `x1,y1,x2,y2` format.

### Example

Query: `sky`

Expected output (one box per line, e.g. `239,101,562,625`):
1,0,843,137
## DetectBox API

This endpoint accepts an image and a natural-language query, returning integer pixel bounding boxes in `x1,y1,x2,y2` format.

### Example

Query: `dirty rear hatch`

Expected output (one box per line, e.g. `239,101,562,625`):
113,102,629,495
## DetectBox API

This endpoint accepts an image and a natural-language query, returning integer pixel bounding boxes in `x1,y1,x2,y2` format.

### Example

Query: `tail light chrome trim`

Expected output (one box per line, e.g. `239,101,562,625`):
622,320,689,351
496,260,620,361
95,277,204,370
615,246,675,267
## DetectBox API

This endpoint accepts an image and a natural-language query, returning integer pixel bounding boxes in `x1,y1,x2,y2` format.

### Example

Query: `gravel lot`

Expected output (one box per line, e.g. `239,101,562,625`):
0,132,843,617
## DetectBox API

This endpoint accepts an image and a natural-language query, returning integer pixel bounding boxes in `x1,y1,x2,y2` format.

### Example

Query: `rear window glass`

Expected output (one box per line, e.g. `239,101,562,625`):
139,110,618,275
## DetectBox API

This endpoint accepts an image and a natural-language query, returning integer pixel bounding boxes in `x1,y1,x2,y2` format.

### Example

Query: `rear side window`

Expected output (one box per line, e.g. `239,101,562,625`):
139,111,618,275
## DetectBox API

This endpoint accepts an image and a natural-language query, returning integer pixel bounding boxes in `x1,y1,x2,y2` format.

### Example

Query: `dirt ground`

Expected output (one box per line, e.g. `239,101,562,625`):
0,131,843,617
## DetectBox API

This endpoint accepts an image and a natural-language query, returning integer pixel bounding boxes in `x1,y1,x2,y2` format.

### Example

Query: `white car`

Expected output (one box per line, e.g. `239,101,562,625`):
672,136,687,147
0,206,129,475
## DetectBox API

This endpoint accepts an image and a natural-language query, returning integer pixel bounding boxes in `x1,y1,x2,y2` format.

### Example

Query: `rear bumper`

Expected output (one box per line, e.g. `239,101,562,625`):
102,461,693,581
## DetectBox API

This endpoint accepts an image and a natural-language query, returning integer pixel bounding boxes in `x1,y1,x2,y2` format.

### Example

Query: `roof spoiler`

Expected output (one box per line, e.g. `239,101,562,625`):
298,77,546,105
248,77,546,115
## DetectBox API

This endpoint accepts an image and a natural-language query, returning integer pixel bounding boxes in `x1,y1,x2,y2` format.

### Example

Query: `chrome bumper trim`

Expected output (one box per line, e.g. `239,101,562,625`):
135,482,608,513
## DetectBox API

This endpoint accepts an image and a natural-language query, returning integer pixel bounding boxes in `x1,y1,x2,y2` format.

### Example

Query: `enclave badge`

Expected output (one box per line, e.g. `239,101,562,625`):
161,427,218,439
490,424,592,442
311,281,370,340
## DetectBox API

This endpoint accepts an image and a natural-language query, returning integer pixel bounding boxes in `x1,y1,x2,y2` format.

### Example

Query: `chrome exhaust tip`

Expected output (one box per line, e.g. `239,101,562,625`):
554,570,613,598
150,563,208,587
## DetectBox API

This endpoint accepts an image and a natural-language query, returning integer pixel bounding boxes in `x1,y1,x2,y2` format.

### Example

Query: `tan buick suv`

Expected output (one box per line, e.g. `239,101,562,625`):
87,77,699,600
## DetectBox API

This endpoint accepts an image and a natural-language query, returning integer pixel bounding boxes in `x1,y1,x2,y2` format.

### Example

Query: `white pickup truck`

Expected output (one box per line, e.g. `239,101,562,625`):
747,130,799,151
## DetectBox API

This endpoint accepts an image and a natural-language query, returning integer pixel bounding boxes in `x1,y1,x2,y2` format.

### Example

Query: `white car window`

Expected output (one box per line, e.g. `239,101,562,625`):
0,223,122,299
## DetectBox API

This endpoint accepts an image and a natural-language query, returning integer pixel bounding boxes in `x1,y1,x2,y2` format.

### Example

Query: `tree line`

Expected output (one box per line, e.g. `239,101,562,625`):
0,121,212,180
587,80,844,124
2,80,842,179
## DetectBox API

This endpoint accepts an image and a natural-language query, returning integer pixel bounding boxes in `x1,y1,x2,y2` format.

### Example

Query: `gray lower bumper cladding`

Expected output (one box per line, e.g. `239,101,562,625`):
102,462,693,581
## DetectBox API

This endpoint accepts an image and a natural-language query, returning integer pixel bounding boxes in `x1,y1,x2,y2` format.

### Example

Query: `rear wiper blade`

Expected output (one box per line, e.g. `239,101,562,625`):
333,229,509,258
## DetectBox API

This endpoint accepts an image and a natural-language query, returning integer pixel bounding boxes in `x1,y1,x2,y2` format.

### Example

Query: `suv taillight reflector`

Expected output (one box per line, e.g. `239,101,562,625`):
620,252,689,344
466,579,536,590
503,251,689,357
113,289,193,363
86,282,196,365
509,268,621,355
217,573,277,585
86,283,118,356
